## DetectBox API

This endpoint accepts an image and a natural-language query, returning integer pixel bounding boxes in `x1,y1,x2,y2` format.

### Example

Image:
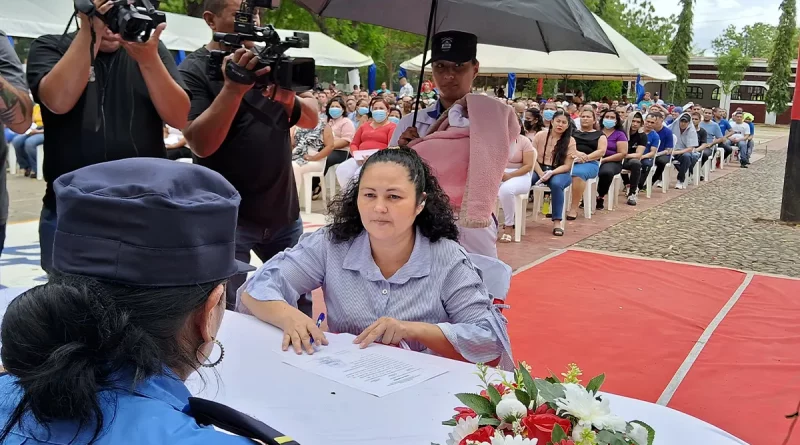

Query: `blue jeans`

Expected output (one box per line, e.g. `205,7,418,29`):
571,161,600,181
227,217,304,310
531,172,572,221
11,133,43,172
737,140,752,163
39,206,57,273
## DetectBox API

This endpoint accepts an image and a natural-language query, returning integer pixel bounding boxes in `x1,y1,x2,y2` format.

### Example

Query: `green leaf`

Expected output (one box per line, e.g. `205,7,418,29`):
478,417,501,427
586,373,606,394
441,419,457,427
597,430,629,445
551,423,568,443
630,420,656,445
486,384,502,405
533,379,565,404
514,389,531,408
455,393,495,416
519,366,538,402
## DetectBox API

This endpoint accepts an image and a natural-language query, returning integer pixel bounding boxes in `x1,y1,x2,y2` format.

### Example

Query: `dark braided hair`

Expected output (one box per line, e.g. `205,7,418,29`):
545,110,574,167
327,148,459,243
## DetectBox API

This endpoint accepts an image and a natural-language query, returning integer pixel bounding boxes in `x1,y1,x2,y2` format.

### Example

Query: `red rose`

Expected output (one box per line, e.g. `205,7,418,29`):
521,413,571,443
459,426,495,445
533,403,556,415
454,407,478,422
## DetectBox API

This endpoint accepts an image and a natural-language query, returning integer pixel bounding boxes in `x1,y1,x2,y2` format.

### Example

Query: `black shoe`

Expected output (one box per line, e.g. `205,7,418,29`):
740,163,748,168
579,199,585,209
596,197,605,210
23,169,30,177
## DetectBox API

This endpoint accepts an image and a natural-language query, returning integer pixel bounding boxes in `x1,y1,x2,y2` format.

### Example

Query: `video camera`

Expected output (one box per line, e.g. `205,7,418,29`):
74,0,166,43
208,0,315,92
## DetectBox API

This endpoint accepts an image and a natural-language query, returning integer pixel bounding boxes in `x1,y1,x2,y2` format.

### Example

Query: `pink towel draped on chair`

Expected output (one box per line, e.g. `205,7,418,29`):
407,94,519,228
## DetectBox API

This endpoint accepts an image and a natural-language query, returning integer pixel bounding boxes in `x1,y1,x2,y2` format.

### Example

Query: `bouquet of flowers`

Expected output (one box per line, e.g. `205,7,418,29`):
436,363,655,445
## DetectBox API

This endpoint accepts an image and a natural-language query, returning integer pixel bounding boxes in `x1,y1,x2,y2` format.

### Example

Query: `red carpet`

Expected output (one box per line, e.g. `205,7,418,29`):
668,275,800,445
505,250,796,442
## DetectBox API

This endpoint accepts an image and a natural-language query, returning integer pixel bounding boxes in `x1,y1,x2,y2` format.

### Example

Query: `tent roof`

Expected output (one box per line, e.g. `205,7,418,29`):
400,15,674,81
0,0,373,67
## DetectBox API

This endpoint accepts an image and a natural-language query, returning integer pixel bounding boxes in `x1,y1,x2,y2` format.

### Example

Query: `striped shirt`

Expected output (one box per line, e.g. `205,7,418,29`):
239,227,513,368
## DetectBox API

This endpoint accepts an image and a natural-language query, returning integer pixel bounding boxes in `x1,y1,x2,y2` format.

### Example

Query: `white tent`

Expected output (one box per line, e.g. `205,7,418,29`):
0,0,373,67
400,15,674,81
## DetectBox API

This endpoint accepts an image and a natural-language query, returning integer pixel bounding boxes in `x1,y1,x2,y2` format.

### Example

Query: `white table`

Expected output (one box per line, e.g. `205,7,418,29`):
0,288,748,445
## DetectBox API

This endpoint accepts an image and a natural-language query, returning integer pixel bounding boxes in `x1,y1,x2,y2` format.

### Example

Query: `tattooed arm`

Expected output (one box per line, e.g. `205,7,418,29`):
0,76,32,134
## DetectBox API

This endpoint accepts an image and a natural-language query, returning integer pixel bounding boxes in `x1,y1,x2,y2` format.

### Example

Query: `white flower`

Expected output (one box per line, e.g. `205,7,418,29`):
555,383,628,433
489,432,538,445
446,416,480,445
496,397,528,421
571,424,589,442
628,423,649,445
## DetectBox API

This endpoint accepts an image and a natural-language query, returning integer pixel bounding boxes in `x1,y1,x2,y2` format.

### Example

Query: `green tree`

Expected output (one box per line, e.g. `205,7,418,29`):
667,0,693,104
712,22,800,59
584,0,675,55
765,0,797,115
588,81,623,101
716,48,751,100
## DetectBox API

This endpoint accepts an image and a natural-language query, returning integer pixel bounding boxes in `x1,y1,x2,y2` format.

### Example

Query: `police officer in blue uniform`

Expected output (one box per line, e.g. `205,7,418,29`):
0,158,298,444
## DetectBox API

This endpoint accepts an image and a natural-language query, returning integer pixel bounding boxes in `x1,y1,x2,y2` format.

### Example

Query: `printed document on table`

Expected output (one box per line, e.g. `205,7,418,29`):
277,333,448,397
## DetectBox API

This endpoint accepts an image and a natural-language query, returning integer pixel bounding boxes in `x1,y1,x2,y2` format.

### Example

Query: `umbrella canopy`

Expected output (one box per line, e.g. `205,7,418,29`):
295,0,616,55
400,15,675,81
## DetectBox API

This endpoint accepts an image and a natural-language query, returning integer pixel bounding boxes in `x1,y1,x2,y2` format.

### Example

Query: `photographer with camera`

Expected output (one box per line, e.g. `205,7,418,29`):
26,0,190,272
179,0,319,310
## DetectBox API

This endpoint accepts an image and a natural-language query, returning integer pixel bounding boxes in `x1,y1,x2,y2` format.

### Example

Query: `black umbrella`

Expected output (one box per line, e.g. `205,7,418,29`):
296,0,617,123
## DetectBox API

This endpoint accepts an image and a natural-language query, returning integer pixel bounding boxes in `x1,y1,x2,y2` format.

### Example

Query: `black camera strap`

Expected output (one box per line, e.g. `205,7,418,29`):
289,98,301,128
83,24,102,133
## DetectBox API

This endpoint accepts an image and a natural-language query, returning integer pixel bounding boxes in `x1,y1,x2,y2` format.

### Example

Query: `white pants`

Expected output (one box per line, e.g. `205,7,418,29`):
459,220,499,258
336,157,362,188
292,158,326,196
498,168,533,227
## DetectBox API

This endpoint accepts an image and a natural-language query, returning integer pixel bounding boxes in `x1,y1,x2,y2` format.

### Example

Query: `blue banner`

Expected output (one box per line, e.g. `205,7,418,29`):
635,74,645,104
368,64,377,93
507,73,516,99
7,35,13,46
399,67,407,80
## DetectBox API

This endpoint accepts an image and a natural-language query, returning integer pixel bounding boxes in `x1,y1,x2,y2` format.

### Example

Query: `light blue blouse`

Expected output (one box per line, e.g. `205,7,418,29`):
240,227,513,368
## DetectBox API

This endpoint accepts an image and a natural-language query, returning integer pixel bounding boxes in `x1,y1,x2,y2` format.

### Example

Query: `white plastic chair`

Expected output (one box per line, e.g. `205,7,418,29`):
608,173,623,210
177,157,193,164
582,175,597,218
7,145,17,175
712,145,724,171
302,171,327,214
36,145,44,181
531,161,574,231
326,163,339,198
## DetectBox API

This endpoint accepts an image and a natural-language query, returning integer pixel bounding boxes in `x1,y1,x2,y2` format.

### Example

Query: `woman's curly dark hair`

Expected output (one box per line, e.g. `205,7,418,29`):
327,148,459,243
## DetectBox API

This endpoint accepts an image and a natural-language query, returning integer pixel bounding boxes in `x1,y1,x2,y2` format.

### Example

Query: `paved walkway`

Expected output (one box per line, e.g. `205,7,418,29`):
576,144,800,277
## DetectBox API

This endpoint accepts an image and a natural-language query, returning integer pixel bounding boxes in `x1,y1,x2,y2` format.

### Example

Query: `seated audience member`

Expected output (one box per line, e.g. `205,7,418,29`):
650,112,676,189
638,113,662,192
346,97,358,124
666,106,681,125
638,92,653,110
0,158,265,444
621,111,646,205
291,110,328,196
420,80,438,101
524,108,544,138
336,98,397,187
615,105,629,123
728,111,752,168
531,110,577,236
700,108,729,165
11,103,44,178
497,122,535,243
302,97,357,198
164,125,192,161
664,112,698,189
389,107,402,124
354,98,370,129
568,109,606,219
596,110,628,210
744,112,756,153
691,112,710,179
240,149,513,368
541,101,557,130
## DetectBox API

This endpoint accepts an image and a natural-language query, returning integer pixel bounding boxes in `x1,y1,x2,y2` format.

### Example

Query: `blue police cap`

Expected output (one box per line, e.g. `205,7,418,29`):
52,158,255,287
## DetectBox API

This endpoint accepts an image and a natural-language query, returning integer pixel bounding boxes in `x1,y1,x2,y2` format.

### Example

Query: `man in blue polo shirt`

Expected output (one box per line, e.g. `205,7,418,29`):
648,111,675,188
637,113,662,192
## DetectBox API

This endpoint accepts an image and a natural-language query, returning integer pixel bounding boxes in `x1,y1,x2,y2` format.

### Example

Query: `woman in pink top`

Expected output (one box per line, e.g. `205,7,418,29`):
336,98,397,187
497,122,535,243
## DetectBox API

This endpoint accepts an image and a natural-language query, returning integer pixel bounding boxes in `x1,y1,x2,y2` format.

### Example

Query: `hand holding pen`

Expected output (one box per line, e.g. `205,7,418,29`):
280,308,328,355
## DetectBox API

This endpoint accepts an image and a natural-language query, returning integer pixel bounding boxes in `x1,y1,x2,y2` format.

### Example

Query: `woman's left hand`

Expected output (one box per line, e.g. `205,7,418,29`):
303,154,320,162
354,317,410,348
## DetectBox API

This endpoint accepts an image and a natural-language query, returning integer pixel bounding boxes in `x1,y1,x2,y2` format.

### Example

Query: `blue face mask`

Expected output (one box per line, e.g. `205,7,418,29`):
358,107,369,116
372,110,388,123
388,116,401,124
543,110,556,121
328,107,343,119
602,119,616,129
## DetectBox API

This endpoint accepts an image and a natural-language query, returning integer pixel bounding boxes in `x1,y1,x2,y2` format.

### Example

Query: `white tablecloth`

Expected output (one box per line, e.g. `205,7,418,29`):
0,288,748,445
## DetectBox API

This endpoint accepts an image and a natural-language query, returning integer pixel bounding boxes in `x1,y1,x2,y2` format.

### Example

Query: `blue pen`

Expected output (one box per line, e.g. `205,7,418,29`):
310,313,325,345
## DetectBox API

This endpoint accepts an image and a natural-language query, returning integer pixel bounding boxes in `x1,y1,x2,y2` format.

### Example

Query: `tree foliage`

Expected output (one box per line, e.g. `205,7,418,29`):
765,0,797,114
667,0,694,105
584,0,675,55
716,48,751,96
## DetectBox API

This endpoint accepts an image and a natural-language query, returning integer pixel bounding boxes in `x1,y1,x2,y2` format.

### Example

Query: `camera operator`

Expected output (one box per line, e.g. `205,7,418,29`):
26,0,190,272
0,30,34,258
179,0,319,310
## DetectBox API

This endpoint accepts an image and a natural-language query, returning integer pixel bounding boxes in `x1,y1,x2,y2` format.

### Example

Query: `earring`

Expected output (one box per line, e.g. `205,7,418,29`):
197,338,225,368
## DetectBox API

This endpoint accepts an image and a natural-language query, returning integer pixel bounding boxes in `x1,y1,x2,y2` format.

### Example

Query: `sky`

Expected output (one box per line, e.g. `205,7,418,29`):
647,0,788,55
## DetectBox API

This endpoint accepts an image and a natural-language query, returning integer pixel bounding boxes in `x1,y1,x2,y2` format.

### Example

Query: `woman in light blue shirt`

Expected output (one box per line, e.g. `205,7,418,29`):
240,149,513,368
